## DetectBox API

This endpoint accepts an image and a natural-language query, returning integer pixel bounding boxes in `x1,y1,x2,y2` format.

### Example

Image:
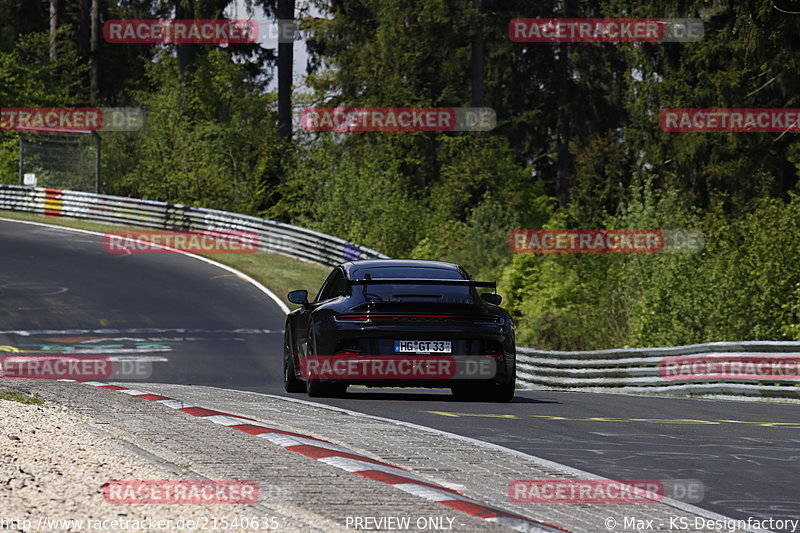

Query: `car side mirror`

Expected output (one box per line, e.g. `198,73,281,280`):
480,292,502,306
288,290,309,305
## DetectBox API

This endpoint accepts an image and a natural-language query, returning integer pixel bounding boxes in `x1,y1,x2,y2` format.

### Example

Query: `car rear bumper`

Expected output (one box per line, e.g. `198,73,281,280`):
297,353,515,388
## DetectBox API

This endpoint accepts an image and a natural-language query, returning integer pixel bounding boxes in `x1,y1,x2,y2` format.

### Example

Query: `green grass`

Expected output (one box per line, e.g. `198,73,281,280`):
205,252,329,305
0,210,329,306
0,391,45,405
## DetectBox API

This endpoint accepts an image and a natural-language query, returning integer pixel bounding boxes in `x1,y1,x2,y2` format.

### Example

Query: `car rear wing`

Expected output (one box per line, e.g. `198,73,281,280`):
349,278,496,289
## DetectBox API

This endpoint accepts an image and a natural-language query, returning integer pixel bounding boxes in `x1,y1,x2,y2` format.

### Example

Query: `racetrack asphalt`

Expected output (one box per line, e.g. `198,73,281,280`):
1,217,797,531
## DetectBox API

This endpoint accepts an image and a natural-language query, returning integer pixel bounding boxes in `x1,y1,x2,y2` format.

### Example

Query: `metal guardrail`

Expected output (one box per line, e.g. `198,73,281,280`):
1,185,796,399
517,341,800,399
0,185,388,266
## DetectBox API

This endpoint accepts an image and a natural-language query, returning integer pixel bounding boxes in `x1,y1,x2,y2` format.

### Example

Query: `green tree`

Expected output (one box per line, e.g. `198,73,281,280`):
103,52,281,214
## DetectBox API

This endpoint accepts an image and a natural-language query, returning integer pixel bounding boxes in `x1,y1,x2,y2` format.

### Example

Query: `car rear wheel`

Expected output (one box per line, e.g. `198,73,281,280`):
479,379,515,403
307,379,347,398
452,372,516,403
450,384,473,400
481,366,516,402
304,328,346,397
283,330,306,393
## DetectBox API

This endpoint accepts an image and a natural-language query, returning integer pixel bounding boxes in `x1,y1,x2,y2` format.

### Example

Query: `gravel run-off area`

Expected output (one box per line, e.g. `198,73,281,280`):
0,396,335,533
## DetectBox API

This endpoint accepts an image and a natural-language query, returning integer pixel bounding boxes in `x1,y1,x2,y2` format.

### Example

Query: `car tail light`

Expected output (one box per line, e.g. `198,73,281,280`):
336,313,499,322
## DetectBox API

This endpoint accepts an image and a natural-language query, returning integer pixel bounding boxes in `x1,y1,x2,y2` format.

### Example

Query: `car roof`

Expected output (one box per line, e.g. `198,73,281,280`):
340,259,466,279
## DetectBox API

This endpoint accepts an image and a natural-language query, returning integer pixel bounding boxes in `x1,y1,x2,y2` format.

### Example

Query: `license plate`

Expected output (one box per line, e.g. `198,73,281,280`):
394,340,452,354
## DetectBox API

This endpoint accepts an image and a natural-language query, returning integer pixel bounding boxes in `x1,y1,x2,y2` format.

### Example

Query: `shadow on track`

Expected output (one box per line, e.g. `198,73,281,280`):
302,389,561,404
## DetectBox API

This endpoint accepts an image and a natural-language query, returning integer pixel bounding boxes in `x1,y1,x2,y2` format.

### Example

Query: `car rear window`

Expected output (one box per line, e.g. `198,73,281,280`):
351,266,472,301
351,267,465,280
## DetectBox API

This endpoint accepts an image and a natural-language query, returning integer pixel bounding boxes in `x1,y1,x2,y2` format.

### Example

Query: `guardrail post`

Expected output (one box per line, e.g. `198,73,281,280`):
18,133,24,186
92,131,101,194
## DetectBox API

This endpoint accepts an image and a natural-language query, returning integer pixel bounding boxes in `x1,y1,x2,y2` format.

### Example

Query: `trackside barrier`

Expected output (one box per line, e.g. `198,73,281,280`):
517,341,800,399
2,186,796,399
0,185,387,266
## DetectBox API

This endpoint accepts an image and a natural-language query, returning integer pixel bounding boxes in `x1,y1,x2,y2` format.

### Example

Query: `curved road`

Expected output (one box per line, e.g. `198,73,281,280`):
1,218,797,530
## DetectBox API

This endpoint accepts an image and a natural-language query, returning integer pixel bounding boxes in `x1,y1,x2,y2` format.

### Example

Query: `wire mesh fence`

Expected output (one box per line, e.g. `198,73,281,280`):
18,131,99,193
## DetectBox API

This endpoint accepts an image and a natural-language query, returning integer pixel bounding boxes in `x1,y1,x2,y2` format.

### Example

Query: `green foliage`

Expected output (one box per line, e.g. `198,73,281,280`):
8,0,800,352
103,52,281,215
307,0,474,106
501,180,800,349
611,0,800,208
498,210,626,350
0,28,88,106
607,184,800,346
609,181,707,346
0,391,44,405
0,136,17,184
0,28,89,183
268,136,427,257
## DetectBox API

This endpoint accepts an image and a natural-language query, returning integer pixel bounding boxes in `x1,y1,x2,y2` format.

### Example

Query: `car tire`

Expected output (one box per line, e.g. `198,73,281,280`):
480,369,516,403
480,380,515,403
307,379,347,398
453,373,516,403
450,384,473,401
283,329,306,393
304,327,347,397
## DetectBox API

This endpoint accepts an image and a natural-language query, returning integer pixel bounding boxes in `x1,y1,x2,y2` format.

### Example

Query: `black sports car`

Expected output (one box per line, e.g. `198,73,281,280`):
283,259,516,402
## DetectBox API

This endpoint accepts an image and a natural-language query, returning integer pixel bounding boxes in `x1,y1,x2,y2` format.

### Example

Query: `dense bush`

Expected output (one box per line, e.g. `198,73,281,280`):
0,29,89,184
102,52,282,215
266,136,429,258
499,181,800,349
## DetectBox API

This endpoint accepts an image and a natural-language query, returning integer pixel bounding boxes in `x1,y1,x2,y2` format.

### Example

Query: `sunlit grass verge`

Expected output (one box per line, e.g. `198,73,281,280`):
0,391,45,405
0,210,329,307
